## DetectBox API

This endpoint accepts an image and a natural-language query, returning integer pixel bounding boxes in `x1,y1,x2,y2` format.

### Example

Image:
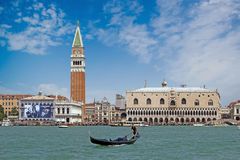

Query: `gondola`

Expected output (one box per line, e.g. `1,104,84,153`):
90,133,140,146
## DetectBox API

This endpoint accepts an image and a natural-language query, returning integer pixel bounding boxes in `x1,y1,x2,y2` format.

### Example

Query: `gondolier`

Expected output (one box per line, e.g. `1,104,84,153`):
131,125,137,136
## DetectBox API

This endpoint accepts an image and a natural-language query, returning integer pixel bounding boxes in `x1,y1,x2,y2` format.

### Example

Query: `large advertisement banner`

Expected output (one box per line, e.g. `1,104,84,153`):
24,104,53,118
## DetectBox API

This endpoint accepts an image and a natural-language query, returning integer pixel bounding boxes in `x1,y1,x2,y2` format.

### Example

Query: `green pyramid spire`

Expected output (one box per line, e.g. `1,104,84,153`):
72,21,83,47
74,31,81,46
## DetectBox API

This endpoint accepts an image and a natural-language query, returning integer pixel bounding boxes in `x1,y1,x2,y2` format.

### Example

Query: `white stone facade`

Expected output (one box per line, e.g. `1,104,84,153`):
55,101,82,123
230,103,240,120
126,82,221,125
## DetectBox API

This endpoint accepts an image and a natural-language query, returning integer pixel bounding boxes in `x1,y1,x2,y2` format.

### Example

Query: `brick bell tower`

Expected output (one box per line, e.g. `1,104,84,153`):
71,21,86,116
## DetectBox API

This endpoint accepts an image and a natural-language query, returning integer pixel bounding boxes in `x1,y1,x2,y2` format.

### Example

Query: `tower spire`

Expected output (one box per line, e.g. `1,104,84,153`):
71,20,86,121
72,20,83,47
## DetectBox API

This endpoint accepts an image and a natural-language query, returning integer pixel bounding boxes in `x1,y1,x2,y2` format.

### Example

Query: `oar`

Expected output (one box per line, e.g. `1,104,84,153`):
124,132,132,137
88,129,91,137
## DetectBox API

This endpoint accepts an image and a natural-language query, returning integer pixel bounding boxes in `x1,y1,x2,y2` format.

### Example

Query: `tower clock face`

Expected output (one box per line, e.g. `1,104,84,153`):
75,50,80,54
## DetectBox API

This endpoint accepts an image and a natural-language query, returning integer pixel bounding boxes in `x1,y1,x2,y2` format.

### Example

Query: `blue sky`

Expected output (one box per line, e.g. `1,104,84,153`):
0,0,239,106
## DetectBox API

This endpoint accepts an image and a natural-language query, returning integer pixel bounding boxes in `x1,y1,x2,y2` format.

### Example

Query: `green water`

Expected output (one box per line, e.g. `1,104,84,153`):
0,126,239,160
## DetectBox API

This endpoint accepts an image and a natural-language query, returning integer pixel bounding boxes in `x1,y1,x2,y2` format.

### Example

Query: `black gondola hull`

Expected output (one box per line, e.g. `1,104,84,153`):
90,136,138,146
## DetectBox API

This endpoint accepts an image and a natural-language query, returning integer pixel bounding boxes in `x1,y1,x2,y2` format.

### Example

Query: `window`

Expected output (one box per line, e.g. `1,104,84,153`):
208,99,213,106
146,98,151,105
160,98,165,104
181,98,186,105
62,108,65,114
67,108,70,114
195,100,199,106
57,108,60,114
133,98,138,105
170,100,175,105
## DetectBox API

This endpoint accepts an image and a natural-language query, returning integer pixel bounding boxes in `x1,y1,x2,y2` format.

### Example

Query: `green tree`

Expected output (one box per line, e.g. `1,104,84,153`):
10,107,19,116
0,105,6,121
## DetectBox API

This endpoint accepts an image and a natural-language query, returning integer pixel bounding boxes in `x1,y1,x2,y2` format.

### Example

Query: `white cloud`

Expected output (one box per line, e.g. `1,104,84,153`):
0,2,74,55
90,0,240,105
0,24,11,46
89,0,155,63
38,84,69,98
119,24,157,63
151,0,240,105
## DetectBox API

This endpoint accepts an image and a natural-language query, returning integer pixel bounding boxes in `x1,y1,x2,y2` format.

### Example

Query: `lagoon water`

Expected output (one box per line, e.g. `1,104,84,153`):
0,126,239,160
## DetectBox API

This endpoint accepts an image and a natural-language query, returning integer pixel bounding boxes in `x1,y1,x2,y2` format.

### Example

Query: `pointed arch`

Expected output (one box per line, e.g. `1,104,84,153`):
194,99,199,106
170,100,176,106
146,98,151,105
133,98,138,105
181,98,186,105
160,98,165,104
208,99,213,106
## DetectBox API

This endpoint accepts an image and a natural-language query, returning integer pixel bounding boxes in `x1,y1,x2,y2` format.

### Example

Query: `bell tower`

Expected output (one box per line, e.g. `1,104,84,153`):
71,21,86,115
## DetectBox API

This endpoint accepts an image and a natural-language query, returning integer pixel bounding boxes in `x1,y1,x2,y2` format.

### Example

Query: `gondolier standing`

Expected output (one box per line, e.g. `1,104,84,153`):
131,125,137,137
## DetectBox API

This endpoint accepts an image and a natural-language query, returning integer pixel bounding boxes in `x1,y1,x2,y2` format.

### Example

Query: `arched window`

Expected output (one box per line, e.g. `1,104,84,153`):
160,98,165,104
133,98,138,105
170,100,175,105
146,98,151,105
208,99,213,106
181,98,186,105
194,99,199,106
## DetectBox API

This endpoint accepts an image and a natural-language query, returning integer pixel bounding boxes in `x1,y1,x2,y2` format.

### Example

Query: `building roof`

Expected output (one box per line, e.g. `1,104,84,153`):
0,94,32,99
22,92,54,101
227,100,240,108
55,101,82,107
22,95,54,101
72,21,83,47
47,95,69,101
128,87,216,93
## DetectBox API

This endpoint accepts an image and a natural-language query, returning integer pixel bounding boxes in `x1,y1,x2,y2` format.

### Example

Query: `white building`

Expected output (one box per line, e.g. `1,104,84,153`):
126,81,221,125
55,101,82,123
230,103,240,121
